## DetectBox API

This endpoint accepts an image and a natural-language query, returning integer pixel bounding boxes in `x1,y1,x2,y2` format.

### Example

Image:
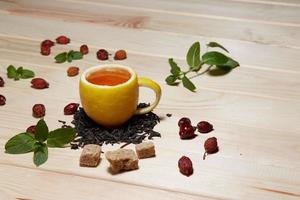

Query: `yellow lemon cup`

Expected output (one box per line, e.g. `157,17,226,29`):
80,64,161,127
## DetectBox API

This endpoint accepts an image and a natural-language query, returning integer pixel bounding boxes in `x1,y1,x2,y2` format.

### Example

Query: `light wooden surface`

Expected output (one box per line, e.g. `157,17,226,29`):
0,0,300,199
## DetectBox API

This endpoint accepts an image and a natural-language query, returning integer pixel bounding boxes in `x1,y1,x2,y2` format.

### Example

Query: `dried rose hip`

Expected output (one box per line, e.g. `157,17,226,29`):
178,156,193,176
114,50,127,60
197,121,213,133
31,78,49,89
80,44,89,55
56,35,70,44
178,117,191,127
0,76,4,87
64,103,79,115
32,104,46,118
67,66,79,77
40,45,51,56
97,49,109,60
41,39,55,48
179,124,196,139
0,95,6,106
204,137,219,160
26,125,36,134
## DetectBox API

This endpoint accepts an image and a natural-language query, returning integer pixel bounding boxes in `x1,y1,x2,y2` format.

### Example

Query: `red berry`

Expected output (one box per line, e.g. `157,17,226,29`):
178,156,193,176
41,39,55,48
32,104,46,118
56,35,70,44
0,76,4,87
204,137,218,154
179,124,196,139
40,45,51,56
80,44,89,55
67,66,79,77
197,121,213,133
178,117,191,127
31,78,49,89
97,49,109,60
0,95,6,106
64,103,79,115
114,50,127,60
26,125,36,134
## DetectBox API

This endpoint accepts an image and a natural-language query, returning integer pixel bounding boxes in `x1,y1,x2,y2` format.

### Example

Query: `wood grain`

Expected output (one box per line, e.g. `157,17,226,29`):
0,164,209,200
0,0,300,199
1,0,300,48
0,13,300,73
69,0,300,25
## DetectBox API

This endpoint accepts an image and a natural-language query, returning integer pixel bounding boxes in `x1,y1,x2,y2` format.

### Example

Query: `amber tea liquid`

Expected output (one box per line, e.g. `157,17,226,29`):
87,68,131,86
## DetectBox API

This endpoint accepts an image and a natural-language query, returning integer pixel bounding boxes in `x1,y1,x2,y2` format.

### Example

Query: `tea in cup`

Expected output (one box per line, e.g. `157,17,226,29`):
79,64,161,127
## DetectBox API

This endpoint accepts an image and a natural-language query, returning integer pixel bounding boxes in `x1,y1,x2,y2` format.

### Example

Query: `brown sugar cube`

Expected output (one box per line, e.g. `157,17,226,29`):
105,149,139,173
135,142,156,159
80,144,101,167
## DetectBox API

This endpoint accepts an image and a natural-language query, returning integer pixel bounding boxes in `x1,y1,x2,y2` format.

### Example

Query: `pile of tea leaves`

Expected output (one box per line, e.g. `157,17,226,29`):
70,103,161,149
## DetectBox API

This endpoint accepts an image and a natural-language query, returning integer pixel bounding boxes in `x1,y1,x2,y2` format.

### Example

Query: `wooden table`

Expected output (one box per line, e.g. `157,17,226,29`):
0,0,300,199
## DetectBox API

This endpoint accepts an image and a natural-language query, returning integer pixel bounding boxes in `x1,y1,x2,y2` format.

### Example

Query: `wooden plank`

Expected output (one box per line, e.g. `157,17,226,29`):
0,36,300,102
0,164,209,200
1,132,300,200
1,45,300,147
67,0,300,25
1,75,300,137
0,0,300,48
0,12,300,74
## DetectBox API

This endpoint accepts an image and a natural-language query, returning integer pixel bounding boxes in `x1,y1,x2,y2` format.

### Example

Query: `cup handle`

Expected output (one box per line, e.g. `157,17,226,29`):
135,77,161,115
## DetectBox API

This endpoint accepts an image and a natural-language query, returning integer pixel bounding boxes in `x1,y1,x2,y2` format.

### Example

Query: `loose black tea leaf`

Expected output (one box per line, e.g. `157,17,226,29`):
71,103,161,149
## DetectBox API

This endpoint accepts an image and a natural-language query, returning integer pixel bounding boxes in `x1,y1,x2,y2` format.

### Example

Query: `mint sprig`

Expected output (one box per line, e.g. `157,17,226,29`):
7,65,35,80
5,119,76,167
55,50,83,63
5,133,36,154
165,41,240,92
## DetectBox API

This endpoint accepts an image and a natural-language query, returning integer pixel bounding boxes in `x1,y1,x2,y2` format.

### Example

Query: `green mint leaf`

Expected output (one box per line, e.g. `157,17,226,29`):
55,52,67,63
169,58,181,76
20,69,35,79
35,119,49,142
17,67,23,74
5,133,36,154
33,143,48,166
67,50,74,63
186,42,201,68
182,76,196,92
70,51,83,60
208,67,231,76
7,65,19,80
207,42,229,53
47,128,76,148
216,57,240,70
165,75,178,85
202,51,228,65
67,55,73,63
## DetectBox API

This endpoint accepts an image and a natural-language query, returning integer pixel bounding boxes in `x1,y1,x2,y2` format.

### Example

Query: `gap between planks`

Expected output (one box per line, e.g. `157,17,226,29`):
224,0,300,7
